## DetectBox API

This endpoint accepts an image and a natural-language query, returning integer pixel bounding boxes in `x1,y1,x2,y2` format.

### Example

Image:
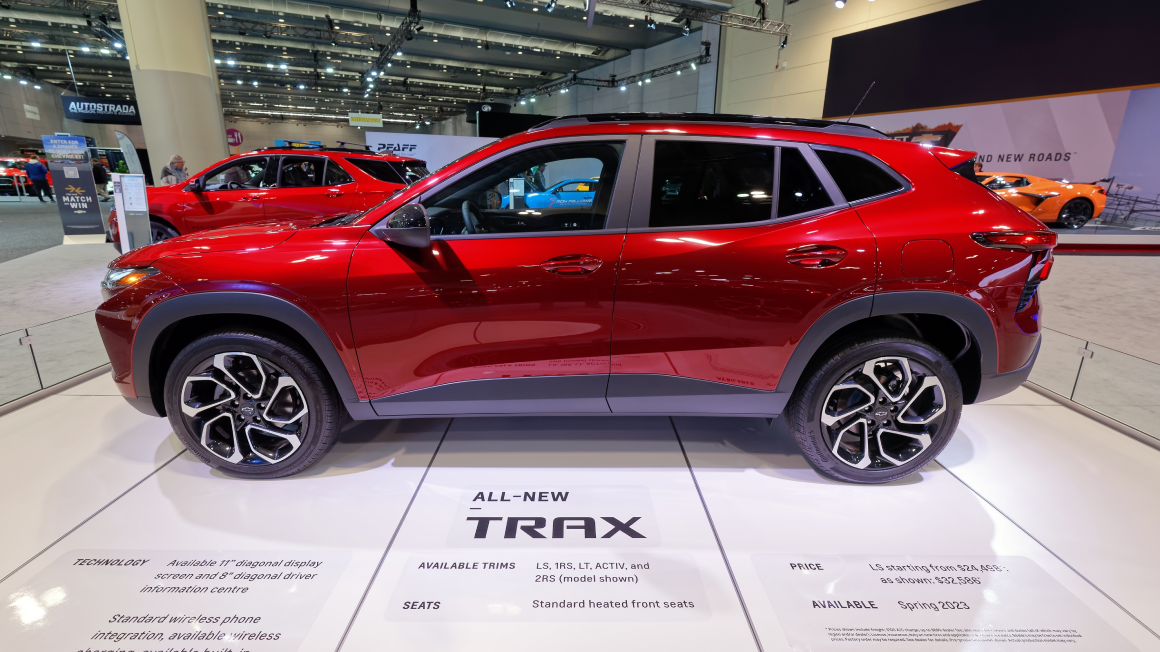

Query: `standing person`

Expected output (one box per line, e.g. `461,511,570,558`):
91,157,110,201
159,154,189,185
24,155,53,202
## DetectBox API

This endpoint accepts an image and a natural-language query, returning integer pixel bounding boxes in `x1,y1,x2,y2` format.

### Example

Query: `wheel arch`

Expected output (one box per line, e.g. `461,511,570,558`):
133,292,361,417
776,292,998,404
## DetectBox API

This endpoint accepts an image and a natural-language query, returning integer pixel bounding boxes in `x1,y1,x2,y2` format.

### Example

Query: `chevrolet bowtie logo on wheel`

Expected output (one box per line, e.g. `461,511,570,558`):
466,516,646,539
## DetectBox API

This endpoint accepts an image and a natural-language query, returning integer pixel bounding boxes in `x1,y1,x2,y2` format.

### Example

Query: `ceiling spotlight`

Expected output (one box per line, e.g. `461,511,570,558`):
682,19,690,36
620,84,626,91
2,74,9,79
113,42,122,49
644,78,651,83
252,80,259,86
545,0,557,11
424,119,431,124
18,79,27,85
266,63,274,68
279,63,287,70
298,83,306,89
325,67,334,72
835,0,845,6
228,59,236,66
364,93,369,98
690,62,697,70
396,50,403,56
342,87,350,92
645,16,656,29
31,40,41,47
779,37,788,50
100,48,110,54
236,79,243,84
505,0,515,7
519,99,526,105
82,46,91,52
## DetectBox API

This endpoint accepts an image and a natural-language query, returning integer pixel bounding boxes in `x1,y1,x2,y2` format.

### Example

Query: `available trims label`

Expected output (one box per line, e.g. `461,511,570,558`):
386,552,708,622
1,549,349,650
753,555,1136,651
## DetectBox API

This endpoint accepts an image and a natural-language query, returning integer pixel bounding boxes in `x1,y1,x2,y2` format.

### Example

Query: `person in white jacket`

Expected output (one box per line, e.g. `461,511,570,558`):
159,154,189,185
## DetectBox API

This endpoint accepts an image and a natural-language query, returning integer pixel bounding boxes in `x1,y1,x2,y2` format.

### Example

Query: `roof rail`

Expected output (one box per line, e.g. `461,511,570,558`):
528,112,887,139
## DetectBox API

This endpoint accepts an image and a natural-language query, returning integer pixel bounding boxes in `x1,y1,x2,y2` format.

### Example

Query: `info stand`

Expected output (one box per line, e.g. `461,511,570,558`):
112,173,150,251
40,134,106,244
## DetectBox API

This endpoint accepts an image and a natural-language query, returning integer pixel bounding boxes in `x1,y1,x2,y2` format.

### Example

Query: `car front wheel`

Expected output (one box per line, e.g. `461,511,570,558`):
163,331,341,478
787,336,962,484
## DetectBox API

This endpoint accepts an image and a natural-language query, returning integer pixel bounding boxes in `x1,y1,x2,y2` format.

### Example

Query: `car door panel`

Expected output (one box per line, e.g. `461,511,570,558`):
347,136,640,408
263,156,355,219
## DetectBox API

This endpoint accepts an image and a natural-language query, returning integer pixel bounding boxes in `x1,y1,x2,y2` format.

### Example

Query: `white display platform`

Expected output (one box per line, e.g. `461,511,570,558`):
1,380,1158,651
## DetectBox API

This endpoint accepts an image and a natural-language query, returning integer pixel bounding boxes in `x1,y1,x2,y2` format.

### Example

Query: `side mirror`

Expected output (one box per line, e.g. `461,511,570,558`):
371,203,430,248
186,177,205,193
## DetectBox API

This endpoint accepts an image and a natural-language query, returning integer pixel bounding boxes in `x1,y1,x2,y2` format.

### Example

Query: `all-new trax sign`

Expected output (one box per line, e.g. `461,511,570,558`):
62,96,141,125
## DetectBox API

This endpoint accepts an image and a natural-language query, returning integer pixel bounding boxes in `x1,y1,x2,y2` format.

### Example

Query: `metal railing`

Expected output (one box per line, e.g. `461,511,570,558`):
0,310,109,407
1028,327,1160,443
1098,188,1160,228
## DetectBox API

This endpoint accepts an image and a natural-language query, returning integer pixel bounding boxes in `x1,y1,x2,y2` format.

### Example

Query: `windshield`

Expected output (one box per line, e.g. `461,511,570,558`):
0,160,23,170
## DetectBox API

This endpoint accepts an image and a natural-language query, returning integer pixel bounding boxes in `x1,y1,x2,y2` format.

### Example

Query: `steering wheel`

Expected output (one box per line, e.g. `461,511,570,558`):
460,200,482,235
225,180,245,190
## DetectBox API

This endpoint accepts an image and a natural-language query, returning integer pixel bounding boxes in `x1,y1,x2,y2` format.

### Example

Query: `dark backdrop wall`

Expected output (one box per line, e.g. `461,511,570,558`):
823,0,1160,118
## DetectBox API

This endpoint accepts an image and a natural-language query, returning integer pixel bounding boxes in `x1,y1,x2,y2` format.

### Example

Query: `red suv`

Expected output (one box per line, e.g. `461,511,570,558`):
108,146,428,245
96,114,1054,483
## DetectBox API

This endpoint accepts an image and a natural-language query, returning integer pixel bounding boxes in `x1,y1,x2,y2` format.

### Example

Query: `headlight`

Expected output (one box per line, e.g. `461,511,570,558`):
102,266,160,292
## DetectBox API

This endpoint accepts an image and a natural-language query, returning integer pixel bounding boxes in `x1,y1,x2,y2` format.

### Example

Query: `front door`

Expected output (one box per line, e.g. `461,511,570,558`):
180,156,273,231
262,155,356,219
347,137,639,415
608,137,878,414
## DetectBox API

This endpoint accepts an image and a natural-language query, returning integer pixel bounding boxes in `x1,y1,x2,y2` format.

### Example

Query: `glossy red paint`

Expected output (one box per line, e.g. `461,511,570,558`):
97,115,1055,417
107,147,425,243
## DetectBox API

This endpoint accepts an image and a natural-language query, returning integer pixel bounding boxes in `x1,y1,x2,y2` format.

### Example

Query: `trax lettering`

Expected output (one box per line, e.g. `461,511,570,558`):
466,516,645,539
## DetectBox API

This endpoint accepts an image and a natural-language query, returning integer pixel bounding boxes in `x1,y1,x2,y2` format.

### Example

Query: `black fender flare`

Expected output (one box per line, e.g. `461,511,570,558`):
774,291,998,394
132,292,361,415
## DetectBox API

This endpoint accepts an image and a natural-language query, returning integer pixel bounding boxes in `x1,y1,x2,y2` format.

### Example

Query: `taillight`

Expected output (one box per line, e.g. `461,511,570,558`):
970,231,1057,252
1097,187,1106,195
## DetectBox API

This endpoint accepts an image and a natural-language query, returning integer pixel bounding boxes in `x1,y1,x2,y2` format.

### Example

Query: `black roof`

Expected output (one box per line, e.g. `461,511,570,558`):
530,113,887,139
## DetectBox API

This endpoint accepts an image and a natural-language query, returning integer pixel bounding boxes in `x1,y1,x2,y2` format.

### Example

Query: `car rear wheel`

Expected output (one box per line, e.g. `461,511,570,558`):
1056,198,1093,229
151,220,180,243
787,336,962,484
163,331,342,478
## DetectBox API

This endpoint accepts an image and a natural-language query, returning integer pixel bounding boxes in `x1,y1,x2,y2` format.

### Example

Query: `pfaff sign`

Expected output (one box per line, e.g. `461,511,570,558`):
62,96,141,125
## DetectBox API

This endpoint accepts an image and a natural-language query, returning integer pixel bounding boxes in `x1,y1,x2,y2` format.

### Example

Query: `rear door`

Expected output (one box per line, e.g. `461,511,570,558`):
341,157,409,211
347,136,640,415
607,136,878,414
179,156,272,231
261,155,356,219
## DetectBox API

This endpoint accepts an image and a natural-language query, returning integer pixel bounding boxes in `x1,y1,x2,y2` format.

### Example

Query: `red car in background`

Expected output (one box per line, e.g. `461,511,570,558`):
109,146,428,245
0,157,42,195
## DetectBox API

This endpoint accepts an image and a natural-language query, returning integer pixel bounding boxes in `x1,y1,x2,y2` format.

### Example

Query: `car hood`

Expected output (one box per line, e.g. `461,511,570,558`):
112,215,339,267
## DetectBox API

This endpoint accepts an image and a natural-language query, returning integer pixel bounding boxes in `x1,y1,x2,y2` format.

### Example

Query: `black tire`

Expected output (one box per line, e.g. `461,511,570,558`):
150,220,180,243
787,336,962,484
163,331,341,478
1056,198,1093,229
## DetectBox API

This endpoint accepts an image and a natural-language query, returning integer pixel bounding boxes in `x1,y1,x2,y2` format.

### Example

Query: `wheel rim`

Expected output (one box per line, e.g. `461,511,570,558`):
152,225,174,242
820,356,948,471
179,352,309,466
1058,201,1091,228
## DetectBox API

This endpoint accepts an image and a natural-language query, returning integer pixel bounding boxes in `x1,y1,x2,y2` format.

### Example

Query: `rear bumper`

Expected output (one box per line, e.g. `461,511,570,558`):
974,334,1041,403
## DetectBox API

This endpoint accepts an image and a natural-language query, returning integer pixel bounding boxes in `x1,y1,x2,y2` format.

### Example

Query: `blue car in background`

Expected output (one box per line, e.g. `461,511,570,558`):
502,179,598,209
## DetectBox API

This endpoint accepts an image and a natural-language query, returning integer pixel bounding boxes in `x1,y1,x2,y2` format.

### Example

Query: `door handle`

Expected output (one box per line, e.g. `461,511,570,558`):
326,188,344,197
786,244,847,268
243,193,262,202
539,254,602,275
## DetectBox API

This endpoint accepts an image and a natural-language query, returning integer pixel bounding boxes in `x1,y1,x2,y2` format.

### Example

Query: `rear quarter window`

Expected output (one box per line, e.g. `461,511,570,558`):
814,148,903,203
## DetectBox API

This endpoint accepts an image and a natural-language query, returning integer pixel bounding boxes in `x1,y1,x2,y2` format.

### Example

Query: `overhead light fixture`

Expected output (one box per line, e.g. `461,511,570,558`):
33,84,40,89
396,50,403,56
690,62,697,70
279,63,287,70
645,16,656,29
298,83,306,89
83,46,91,52
682,19,690,36
2,74,10,79
519,99,526,105
19,79,27,85
546,0,557,10
113,42,122,49
620,84,626,91
228,59,236,65
326,67,334,72
252,80,259,86
835,0,845,6
505,0,515,7
266,63,274,68
31,40,41,47
236,79,243,84
645,78,651,83
100,48,110,54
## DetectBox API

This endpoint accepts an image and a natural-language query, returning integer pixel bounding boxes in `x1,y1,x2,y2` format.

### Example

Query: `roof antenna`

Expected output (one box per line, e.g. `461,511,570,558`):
847,81,875,122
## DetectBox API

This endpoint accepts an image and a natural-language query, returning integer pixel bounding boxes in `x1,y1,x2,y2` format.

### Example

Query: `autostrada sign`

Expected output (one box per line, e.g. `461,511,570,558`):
62,95,141,125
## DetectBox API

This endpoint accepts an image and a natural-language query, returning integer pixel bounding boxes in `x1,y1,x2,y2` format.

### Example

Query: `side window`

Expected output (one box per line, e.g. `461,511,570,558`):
648,141,774,228
777,147,834,217
986,176,1028,189
204,157,270,190
814,149,903,202
422,141,622,235
278,156,323,188
324,160,354,186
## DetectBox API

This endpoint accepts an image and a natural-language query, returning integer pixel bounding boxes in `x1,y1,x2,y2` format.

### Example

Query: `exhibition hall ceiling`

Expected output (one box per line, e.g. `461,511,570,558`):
0,0,692,124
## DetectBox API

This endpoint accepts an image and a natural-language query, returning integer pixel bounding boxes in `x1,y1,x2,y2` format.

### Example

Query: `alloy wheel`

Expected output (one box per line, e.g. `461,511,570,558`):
1057,199,1092,229
820,356,948,470
178,352,309,466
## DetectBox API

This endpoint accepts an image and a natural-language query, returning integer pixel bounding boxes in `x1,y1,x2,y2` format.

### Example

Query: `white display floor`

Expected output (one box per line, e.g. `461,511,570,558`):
1,375,1158,651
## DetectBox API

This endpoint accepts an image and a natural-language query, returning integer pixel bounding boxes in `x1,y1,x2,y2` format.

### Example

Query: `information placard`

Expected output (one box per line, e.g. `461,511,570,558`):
753,554,1136,651
1,549,349,650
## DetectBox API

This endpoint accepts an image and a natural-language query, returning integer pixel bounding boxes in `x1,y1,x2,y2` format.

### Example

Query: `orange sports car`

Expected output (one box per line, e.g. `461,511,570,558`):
976,172,1106,229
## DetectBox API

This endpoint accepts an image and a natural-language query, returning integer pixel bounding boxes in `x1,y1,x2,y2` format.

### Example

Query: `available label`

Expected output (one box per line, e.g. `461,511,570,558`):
1,549,349,650
754,555,1136,651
